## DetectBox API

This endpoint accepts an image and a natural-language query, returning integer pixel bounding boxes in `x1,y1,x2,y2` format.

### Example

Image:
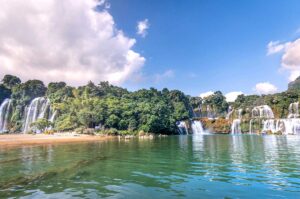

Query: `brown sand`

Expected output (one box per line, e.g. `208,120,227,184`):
0,133,114,147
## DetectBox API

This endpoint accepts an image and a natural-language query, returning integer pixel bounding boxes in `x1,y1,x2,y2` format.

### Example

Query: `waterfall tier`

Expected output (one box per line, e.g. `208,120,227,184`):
191,120,204,134
231,119,241,134
177,121,188,134
0,99,12,133
262,119,300,135
252,105,274,119
288,102,299,118
23,97,51,133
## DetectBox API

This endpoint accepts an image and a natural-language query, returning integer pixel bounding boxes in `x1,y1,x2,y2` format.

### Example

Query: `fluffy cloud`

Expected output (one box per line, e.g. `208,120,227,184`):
267,38,300,81
225,91,243,102
0,0,145,86
199,91,214,98
137,19,149,37
254,82,278,94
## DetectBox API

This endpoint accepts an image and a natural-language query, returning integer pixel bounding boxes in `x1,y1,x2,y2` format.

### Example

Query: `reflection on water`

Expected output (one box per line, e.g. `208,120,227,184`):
0,135,300,198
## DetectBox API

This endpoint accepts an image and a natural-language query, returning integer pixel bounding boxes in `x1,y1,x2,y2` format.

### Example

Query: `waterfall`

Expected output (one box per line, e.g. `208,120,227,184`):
249,119,253,133
23,97,51,133
191,120,204,134
262,119,276,133
231,119,241,134
226,106,234,119
177,121,188,134
260,118,300,135
288,102,299,118
0,99,12,133
49,110,57,123
252,105,274,118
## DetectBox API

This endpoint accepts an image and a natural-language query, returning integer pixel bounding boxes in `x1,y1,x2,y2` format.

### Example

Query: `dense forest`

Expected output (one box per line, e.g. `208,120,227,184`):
1,74,300,135
0,75,193,134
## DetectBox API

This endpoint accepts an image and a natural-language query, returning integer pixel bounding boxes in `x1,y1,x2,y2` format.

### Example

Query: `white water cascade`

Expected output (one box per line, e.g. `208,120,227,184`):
0,99,12,133
23,97,51,133
226,106,234,119
177,121,189,134
191,120,204,134
249,119,253,134
252,105,274,118
288,102,299,118
230,108,243,134
262,119,300,135
231,119,241,134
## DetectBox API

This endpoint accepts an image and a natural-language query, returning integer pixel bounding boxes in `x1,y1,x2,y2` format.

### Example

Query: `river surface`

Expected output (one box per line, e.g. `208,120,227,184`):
0,135,300,198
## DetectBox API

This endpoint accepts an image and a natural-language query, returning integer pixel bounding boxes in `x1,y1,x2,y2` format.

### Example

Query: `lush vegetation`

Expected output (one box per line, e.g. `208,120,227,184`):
1,75,192,134
1,74,300,135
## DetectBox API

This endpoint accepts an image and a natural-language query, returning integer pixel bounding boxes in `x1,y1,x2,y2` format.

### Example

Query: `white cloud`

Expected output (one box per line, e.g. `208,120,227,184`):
225,91,243,102
267,41,290,55
254,82,278,95
137,19,149,37
154,69,174,83
199,91,214,98
267,38,300,81
0,0,145,86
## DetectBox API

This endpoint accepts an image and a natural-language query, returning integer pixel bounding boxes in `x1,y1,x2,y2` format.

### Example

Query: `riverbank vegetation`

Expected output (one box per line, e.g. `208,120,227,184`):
1,74,300,135
0,74,192,134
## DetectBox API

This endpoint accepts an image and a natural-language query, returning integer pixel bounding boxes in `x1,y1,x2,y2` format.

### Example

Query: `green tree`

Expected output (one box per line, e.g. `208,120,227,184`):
30,118,52,132
2,74,21,89
0,84,11,104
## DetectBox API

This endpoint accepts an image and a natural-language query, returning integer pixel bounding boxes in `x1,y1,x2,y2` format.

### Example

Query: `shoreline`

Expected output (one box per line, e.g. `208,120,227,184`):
0,133,115,148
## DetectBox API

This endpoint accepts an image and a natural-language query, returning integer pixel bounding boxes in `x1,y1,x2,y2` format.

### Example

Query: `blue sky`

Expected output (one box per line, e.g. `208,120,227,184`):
109,0,300,96
1,0,300,99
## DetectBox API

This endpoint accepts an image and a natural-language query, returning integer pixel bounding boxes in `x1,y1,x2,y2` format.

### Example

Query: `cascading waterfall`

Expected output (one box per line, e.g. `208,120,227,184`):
288,102,299,118
230,108,243,134
249,119,253,133
262,119,276,133
191,120,204,134
23,97,51,133
177,121,189,134
252,105,274,118
226,106,234,119
49,110,57,123
254,103,300,134
262,119,300,135
0,99,12,133
231,119,241,134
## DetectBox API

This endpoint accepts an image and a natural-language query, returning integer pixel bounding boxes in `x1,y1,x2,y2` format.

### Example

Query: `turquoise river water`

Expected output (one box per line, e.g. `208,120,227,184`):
0,135,300,198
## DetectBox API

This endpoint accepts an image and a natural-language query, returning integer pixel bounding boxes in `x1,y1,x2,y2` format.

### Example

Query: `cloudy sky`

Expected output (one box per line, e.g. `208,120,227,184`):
1,0,300,101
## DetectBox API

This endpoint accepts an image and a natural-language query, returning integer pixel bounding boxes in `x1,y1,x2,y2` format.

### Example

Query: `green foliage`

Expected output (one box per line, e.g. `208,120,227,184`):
51,86,191,134
0,84,11,104
30,118,52,132
11,80,46,105
2,74,21,89
201,91,229,117
46,82,74,103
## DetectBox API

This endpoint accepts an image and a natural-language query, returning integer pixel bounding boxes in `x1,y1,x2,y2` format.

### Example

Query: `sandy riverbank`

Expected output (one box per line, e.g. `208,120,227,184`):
0,133,114,147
